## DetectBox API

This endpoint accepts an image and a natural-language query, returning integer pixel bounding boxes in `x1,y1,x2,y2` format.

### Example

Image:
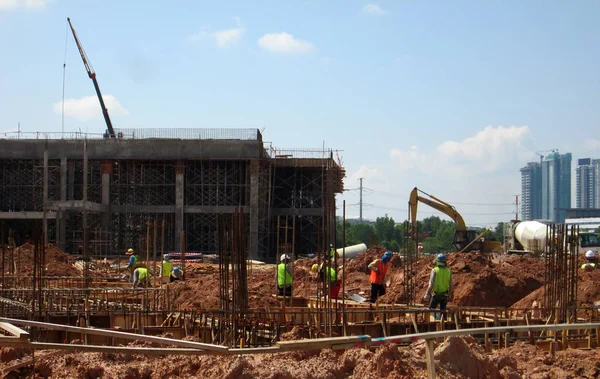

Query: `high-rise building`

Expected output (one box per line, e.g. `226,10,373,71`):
520,162,542,220
576,158,600,208
541,152,572,223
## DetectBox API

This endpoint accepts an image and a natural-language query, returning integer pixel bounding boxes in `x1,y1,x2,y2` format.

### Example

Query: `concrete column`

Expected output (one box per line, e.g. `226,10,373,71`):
58,157,67,250
249,160,259,260
100,160,113,244
67,161,75,200
175,160,185,251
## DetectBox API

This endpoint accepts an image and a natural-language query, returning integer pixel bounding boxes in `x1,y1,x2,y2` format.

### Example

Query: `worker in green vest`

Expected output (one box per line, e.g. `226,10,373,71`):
311,263,341,299
125,248,138,283
423,253,452,319
159,254,173,284
581,250,598,271
132,267,151,288
277,254,293,297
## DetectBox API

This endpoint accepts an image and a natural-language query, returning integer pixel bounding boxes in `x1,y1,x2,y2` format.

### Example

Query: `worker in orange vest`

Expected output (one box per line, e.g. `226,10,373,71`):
368,251,392,303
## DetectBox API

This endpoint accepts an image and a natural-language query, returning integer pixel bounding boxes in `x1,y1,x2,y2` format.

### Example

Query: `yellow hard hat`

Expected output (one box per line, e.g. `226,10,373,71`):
126,248,134,254
311,264,319,273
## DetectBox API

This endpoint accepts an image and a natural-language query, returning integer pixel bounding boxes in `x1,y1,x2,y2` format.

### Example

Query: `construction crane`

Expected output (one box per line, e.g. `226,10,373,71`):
408,187,502,253
534,149,558,164
67,17,116,139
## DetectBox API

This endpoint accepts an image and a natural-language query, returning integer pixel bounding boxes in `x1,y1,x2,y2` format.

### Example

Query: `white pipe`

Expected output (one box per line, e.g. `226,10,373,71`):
335,243,367,259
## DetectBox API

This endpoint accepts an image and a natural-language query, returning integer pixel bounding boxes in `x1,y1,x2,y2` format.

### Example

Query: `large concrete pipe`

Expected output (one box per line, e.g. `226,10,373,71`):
514,221,549,252
335,243,368,259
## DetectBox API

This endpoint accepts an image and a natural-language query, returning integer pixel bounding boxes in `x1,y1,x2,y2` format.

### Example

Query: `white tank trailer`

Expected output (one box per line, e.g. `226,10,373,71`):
511,221,549,253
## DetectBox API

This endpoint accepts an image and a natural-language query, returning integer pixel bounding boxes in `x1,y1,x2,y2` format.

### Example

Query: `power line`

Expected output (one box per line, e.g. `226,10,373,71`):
360,187,516,206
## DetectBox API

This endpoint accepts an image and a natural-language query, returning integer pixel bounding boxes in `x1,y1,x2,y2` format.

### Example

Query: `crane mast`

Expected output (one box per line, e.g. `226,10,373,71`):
67,17,116,138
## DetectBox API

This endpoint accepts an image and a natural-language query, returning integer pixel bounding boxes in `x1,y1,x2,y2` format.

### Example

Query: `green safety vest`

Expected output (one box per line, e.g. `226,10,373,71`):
162,260,173,277
581,263,597,269
433,266,451,294
137,267,148,281
323,267,337,283
277,263,292,286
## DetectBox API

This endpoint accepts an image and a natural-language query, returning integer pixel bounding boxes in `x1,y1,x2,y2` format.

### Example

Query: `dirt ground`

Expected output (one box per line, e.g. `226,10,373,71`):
4,336,600,378
1,243,80,277
164,248,549,311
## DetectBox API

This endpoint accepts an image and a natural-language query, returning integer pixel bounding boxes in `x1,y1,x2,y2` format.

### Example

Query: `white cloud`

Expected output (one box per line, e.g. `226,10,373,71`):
53,95,129,121
258,32,313,54
584,139,600,151
188,18,244,48
0,0,53,10
362,3,387,15
390,125,531,177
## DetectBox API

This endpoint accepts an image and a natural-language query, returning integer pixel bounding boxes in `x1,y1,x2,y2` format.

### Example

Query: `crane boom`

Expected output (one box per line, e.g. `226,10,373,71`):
67,17,116,138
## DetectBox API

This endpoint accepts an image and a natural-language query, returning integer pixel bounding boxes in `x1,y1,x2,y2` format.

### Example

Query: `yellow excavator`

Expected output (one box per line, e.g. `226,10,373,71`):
409,187,502,253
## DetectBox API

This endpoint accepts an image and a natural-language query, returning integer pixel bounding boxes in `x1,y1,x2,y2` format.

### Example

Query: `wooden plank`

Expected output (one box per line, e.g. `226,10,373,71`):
371,322,600,347
425,339,436,379
0,340,209,356
277,335,371,351
0,322,29,339
0,317,227,353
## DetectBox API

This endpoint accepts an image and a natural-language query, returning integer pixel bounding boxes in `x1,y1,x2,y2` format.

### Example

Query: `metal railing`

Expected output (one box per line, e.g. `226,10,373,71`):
0,128,263,141
0,131,105,140
113,128,262,140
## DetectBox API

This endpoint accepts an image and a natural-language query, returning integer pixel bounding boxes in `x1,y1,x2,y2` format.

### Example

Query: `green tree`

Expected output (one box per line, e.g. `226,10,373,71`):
348,223,375,246
421,220,456,254
421,216,442,235
374,216,396,246
486,222,505,241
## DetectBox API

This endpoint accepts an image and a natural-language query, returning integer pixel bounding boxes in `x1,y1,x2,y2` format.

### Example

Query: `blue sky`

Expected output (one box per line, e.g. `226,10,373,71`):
1,0,599,226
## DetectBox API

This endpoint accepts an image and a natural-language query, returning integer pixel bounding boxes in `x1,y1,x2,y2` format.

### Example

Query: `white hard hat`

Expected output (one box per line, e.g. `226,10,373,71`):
280,254,290,261
586,250,595,259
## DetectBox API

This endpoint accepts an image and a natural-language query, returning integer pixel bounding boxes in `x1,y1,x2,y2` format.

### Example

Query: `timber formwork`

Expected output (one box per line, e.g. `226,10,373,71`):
0,129,345,261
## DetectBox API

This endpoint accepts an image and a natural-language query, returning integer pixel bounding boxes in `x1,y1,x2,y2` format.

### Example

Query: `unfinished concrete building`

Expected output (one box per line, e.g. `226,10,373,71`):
0,128,345,261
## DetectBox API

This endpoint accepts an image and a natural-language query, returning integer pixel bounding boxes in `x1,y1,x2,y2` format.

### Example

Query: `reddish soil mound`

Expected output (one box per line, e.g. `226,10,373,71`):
380,253,545,307
24,336,600,378
511,269,600,310
2,243,80,277
345,246,388,274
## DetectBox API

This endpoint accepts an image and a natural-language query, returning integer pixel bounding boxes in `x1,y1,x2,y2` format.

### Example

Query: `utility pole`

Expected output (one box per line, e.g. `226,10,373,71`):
515,194,519,221
359,178,364,224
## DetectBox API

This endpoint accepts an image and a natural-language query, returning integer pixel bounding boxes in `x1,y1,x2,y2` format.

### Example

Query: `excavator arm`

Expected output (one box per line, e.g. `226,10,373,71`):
408,187,499,253
409,187,467,232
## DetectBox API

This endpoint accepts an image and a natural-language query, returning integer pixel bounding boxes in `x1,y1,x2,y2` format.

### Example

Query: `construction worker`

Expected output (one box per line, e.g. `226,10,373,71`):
581,250,598,271
277,254,293,297
170,267,183,282
368,251,392,303
125,248,138,283
159,254,173,284
311,263,341,299
329,244,338,261
423,253,453,319
132,266,151,288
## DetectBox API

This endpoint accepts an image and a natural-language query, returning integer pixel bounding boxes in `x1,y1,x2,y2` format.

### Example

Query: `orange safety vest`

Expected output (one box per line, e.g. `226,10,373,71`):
369,259,388,284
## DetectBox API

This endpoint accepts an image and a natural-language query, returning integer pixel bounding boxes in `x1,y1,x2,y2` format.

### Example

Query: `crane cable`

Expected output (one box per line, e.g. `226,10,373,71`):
61,21,69,137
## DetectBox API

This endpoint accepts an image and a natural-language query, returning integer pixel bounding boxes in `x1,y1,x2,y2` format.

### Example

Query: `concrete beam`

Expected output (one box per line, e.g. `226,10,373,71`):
185,206,248,214
111,205,174,214
47,201,107,213
271,208,323,217
0,212,56,220
0,139,265,160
